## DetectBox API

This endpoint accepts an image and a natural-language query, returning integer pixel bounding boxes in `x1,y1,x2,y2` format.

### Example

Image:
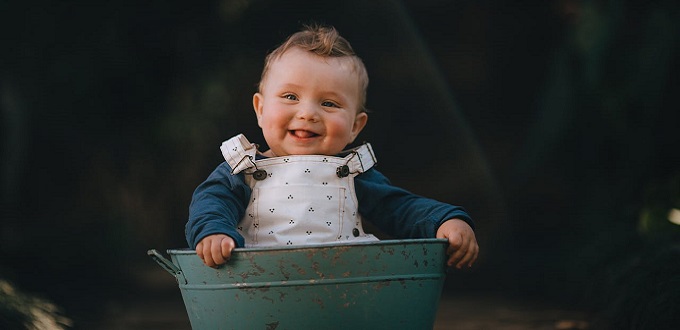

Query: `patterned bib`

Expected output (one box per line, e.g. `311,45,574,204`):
221,134,379,247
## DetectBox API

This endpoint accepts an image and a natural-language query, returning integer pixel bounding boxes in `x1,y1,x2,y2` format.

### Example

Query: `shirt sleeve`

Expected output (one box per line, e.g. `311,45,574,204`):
355,168,474,238
185,162,250,249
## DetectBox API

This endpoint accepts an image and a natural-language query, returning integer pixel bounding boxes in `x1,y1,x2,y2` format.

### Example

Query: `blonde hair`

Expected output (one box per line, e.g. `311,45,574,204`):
258,25,369,113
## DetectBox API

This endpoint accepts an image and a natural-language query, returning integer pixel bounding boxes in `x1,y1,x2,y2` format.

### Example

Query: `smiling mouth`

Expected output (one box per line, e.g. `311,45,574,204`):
290,130,320,138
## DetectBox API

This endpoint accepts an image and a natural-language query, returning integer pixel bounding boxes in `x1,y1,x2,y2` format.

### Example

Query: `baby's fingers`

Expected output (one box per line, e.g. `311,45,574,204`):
210,240,228,266
220,237,235,261
454,241,478,269
446,238,468,268
196,241,217,268
196,242,205,260
440,231,479,269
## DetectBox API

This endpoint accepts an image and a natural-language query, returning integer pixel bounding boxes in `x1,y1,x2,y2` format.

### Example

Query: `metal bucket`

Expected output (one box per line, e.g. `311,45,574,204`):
148,239,448,329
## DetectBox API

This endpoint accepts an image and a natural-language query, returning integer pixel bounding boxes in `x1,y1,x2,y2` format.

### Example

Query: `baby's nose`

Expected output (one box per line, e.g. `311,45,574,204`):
295,103,321,121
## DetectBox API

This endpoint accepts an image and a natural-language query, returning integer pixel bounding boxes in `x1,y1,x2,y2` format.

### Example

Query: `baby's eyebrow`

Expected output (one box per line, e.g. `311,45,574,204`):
310,87,347,99
278,83,303,90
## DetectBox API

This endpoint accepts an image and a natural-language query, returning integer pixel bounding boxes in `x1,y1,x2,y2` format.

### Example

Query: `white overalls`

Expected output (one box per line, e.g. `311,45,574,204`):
220,134,379,247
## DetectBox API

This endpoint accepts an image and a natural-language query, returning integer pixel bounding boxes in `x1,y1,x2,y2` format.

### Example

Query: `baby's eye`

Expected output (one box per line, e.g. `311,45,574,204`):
283,94,298,101
321,101,339,108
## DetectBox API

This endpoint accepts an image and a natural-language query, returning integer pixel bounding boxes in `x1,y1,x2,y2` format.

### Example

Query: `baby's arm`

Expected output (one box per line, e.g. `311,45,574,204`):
186,163,250,267
355,169,478,268
436,219,478,269
196,234,236,268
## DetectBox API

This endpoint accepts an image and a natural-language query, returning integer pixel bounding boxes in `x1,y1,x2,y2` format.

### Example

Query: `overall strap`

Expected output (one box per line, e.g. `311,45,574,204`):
220,134,258,174
341,143,377,174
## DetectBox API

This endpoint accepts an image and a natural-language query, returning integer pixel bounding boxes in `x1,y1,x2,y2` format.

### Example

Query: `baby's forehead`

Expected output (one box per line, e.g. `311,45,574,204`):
261,46,368,112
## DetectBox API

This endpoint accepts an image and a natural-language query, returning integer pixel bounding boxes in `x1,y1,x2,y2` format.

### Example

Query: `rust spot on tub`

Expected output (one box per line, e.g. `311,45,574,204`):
373,281,391,290
311,261,325,279
291,263,307,276
240,288,258,297
380,246,395,255
329,245,351,266
357,252,368,265
277,260,291,280
252,261,266,274
311,296,325,309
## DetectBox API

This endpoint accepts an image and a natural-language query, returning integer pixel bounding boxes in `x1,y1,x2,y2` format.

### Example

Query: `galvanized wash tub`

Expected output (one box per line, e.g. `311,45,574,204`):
148,238,448,329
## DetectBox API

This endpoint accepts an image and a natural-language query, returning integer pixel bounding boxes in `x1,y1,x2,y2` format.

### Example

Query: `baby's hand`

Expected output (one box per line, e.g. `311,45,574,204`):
196,234,236,268
436,219,479,269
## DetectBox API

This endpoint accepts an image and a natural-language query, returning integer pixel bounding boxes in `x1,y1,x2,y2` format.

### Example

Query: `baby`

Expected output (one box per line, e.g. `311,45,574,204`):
186,24,478,269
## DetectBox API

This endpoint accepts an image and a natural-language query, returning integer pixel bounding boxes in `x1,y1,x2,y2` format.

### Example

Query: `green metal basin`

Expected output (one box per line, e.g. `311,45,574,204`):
149,239,448,329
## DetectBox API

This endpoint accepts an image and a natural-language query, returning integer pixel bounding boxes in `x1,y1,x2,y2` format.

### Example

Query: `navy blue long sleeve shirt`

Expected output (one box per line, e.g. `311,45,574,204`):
186,162,473,249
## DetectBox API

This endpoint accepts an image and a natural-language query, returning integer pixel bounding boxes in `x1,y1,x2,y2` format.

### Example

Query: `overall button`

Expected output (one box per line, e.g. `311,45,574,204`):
336,165,350,178
352,228,360,237
253,169,267,181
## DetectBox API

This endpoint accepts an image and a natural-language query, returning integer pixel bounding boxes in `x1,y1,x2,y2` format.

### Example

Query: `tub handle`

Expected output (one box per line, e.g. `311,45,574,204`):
147,249,181,276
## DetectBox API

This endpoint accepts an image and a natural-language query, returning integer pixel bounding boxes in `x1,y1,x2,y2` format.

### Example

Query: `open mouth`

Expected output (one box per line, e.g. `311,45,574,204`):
289,130,320,138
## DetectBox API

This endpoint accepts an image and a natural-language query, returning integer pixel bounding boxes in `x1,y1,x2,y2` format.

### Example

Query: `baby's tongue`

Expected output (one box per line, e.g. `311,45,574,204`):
293,130,316,138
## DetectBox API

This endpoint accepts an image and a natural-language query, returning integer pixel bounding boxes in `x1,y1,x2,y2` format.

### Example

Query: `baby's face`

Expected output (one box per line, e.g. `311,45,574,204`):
253,47,367,157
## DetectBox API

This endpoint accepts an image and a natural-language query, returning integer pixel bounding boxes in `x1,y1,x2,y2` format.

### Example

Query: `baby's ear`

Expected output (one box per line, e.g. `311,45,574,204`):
253,93,264,127
350,112,368,142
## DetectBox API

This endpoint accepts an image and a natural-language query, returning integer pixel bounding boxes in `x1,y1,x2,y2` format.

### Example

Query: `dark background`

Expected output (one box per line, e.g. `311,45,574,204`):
2,0,679,328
